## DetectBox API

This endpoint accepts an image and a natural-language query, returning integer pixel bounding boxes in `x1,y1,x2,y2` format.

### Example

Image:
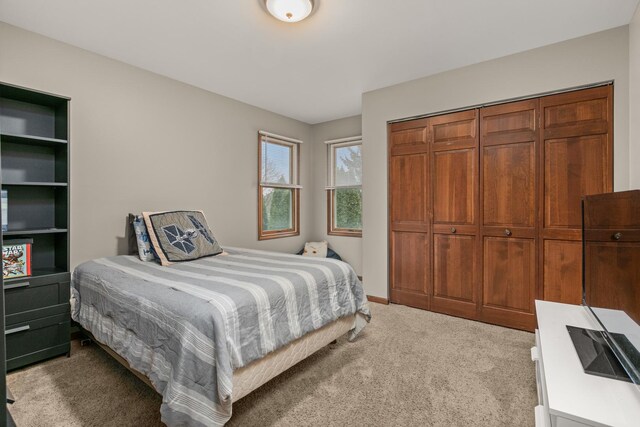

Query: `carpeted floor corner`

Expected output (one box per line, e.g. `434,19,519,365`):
7,303,537,426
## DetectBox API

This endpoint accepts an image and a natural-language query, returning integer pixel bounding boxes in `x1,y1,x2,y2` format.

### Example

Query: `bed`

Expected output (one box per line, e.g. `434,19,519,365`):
70,246,370,427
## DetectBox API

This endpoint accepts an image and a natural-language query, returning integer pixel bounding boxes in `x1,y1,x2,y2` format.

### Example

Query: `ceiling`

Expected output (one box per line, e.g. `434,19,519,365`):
1,0,638,124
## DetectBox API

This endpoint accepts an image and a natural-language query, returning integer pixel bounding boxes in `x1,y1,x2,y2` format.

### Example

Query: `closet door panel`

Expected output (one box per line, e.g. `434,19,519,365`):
542,94,609,140
543,240,582,304
482,106,536,145
483,142,535,227
540,85,613,310
429,110,479,319
390,232,429,293
483,237,535,313
389,121,430,310
430,111,477,149
433,235,475,301
432,149,475,225
432,234,478,317
480,99,538,331
390,118,429,156
544,134,611,229
389,230,430,310
482,236,536,330
389,153,429,230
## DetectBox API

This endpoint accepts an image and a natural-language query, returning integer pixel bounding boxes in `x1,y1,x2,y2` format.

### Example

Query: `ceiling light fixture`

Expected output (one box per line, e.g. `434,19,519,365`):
264,0,314,23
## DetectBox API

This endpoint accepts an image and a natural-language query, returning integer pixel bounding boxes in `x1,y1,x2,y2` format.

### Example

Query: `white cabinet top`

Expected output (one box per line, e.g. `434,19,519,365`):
536,300,640,427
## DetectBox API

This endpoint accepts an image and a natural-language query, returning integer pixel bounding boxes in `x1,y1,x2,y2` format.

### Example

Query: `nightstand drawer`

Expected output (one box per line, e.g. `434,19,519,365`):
5,303,69,327
5,312,70,370
4,273,70,315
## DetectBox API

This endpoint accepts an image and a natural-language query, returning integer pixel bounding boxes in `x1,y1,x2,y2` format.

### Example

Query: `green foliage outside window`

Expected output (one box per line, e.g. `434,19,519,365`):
335,187,362,229
333,144,362,231
262,188,292,231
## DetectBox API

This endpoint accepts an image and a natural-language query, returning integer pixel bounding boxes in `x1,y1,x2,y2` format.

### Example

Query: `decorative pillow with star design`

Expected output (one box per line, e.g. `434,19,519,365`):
142,210,222,266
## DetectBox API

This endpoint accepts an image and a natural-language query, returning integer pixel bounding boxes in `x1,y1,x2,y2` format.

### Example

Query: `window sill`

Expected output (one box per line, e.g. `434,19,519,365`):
258,230,300,241
328,230,362,238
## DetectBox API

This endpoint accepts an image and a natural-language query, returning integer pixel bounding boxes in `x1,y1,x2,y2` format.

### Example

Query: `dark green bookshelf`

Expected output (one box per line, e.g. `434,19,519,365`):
3,182,68,187
3,228,68,236
0,132,67,146
4,267,67,285
1,81,71,380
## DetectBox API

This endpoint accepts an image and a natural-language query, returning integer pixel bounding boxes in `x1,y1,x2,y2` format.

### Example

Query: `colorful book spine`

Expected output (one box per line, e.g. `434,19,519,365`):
1,189,7,232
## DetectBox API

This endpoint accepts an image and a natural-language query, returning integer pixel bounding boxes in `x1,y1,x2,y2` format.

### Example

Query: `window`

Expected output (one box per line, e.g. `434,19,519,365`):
258,131,301,240
327,137,362,237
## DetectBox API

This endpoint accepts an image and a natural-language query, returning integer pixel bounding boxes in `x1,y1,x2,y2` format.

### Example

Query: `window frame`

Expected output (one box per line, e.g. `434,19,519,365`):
326,138,362,237
258,133,301,240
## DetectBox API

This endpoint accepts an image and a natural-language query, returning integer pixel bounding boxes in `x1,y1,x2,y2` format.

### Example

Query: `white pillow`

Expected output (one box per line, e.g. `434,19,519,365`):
132,215,156,262
303,241,328,258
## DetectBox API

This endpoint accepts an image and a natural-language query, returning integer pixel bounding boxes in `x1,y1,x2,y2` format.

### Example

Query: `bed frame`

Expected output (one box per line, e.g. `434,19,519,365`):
84,315,355,402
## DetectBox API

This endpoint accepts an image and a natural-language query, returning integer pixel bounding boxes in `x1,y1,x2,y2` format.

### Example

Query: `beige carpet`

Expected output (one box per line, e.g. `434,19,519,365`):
7,303,537,426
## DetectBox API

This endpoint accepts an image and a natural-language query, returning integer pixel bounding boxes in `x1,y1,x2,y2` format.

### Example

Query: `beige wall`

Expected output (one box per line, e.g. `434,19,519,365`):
361,26,631,299
1,21,635,291
631,6,640,189
0,22,315,267
309,115,362,275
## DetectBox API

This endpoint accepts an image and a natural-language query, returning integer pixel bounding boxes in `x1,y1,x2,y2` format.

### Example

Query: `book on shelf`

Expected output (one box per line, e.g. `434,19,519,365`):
1,189,7,231
3,238,33,279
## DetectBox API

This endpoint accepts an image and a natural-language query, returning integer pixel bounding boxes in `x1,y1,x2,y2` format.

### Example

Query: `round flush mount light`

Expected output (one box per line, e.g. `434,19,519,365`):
264,0,315,23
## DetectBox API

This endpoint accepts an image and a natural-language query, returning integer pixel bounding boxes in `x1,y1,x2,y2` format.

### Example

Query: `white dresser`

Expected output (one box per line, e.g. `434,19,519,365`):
533,300,640,427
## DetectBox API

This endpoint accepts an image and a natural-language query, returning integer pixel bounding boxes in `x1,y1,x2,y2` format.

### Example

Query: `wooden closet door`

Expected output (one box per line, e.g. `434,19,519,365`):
429,110,480,319
389,119,431,310
540,86,613,305
480,99,538,331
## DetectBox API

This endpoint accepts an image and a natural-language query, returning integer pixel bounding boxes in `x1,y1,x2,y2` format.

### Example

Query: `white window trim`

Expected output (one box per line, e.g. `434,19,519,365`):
260,135,302,188
258,131,302,240
325,136,362,190
259,130,303,144
326,136,363,236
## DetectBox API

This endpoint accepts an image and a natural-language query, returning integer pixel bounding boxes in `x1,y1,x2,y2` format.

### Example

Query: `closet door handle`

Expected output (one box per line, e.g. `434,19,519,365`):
504,229,512,237
613,232,622,241
450,227,457,234
5,325,30,335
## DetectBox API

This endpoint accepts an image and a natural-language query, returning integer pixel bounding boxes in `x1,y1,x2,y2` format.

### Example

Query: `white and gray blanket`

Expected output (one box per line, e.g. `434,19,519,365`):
70,247,370,427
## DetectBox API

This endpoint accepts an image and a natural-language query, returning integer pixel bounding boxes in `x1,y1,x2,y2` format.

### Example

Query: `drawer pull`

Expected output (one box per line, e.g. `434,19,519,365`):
5,325,30,335
450,227,457,234
613,232,622,241
5,281,30,290
505,228,512,237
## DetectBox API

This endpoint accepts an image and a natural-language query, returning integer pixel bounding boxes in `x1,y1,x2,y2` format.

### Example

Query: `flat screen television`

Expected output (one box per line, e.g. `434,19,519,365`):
568,190,640,384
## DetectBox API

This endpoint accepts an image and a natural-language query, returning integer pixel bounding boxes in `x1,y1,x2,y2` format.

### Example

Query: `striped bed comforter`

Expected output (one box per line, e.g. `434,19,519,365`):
70,247,370,427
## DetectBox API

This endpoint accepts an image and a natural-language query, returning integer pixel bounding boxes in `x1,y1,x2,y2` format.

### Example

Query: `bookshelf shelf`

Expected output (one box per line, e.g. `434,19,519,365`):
1,81,70,371
3,228,68,236
2,182,68,187
3,267,68,285
0,132,67,146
